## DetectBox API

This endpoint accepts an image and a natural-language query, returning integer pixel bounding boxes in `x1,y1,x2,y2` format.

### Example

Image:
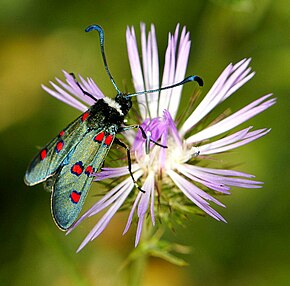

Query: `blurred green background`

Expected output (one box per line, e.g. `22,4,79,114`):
1,0,289,285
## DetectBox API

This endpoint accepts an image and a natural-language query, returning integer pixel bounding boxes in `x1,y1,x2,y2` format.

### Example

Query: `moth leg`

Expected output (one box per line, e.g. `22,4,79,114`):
69,72,98,102
119,125,168,151
114,137,145,193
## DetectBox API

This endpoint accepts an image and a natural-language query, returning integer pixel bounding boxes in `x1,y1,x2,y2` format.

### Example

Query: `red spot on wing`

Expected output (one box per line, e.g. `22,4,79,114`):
71,161,84,176
59,130,65,137
40,148,47,160
85,165,95,176
55,140,64,153
105,134,114,146
94,131,105,143
70,190,81,204
81,111,90,122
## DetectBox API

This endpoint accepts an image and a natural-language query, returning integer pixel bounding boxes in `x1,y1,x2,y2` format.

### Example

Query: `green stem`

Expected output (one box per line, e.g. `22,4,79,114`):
129,248,147,286
128,221,153,286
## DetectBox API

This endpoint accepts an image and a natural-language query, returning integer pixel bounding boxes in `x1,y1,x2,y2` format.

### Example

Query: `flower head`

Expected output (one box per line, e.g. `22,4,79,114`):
43,24,275,251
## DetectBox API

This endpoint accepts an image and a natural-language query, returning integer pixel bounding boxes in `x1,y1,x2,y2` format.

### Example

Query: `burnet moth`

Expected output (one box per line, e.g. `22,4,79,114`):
24,24,203,230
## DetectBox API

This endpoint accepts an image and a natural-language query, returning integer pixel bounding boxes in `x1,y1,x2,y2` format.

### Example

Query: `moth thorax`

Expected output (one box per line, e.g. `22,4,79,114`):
114,94,132,115
103,97,124,116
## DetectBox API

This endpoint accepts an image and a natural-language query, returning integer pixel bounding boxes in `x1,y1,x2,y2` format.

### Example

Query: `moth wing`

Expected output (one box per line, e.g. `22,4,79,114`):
24,111,90,186
51,130,115,230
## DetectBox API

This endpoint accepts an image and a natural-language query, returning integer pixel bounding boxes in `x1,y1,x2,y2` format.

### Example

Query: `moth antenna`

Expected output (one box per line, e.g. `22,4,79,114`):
126,75,203,98
86,24,121,94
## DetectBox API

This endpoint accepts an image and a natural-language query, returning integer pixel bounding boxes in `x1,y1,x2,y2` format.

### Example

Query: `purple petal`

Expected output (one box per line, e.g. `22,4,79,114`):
137,173,155,217
41,83,88,112
181,164,263,189
186,94,275,144
177,164,231,194
123,192,142,235
200,128,271,155
74,171,144,252
187,165,256,178
62,71,99,105
180,59,256,135
135,214,145,247
67,174,138,235
144,24,159,118
168,170,226,222
159,25,191,119
163,110,182,145
94,164,140,181
135,173,155,246
126,25,146,119
42,71,106,112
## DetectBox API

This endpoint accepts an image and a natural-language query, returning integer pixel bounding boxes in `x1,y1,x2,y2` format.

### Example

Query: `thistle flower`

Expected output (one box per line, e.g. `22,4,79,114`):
43,24,275,252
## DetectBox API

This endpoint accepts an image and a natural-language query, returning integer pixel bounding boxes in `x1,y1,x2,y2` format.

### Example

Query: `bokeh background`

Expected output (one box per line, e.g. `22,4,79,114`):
1,0,289,285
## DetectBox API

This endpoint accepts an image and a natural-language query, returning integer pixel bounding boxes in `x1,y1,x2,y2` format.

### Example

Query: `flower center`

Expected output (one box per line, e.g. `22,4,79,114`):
135,135,197,175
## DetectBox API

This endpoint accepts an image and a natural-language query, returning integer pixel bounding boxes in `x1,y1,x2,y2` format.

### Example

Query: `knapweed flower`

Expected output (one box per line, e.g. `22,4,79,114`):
43,24,275,252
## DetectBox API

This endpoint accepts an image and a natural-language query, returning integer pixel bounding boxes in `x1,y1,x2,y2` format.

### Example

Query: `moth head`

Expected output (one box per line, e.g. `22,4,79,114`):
115,93,132,115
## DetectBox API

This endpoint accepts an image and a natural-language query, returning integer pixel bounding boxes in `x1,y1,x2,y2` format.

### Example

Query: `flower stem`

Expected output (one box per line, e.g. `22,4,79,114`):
129,249,147,286
128,220,152,286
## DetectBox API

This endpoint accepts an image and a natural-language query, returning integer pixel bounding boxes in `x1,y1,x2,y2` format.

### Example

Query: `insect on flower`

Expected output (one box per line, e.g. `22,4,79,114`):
62,23,275,252
24,24,203,230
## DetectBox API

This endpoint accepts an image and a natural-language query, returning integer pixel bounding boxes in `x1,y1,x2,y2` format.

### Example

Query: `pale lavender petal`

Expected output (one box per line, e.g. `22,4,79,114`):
146,24,160,117
197,127,252,154
67,175,136,234
88,77,105,99
126,26,146,119
232,58,248,69
168,170,227,222
135,216,144,247
158,25,191,119
55,70,104,106
176,164,229,201
87,179,134,217
135,173,155,246
75,171,144,252
181,164,263,189
188,165,256,178
221,178,263,189
56,77,82,99
140,23,159,117
180,59,255,136
159,32,176,115
90,195,128,240
76,193,127,252
94,164,140,181
163,110,182,146
200,128,271,155
123,192,142,235
41,69,107,112
176,164,231,194
226,69,255,96
141,23,149,91
179,63,233,135
201,127,252,150
186,94,275,144
168,27,191,119
62,71,99,105
56,76,93,107
41,84,88,112
137,173,155,217
79,75,104,101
